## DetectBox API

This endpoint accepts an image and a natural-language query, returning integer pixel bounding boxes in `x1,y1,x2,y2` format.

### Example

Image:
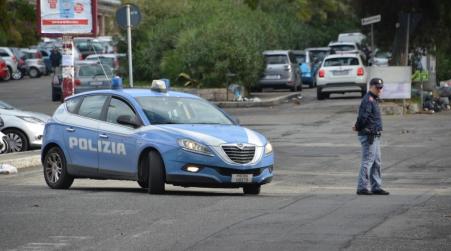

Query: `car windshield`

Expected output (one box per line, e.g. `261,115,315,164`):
265,55,288,64
375,51,390,58
294,54,306,64
77,64,113,78
308,50,329,63
75,40,104,53
324,57,359,67
136,96,233,125
0,101,16,110
330,45,356,51
87,57,114,68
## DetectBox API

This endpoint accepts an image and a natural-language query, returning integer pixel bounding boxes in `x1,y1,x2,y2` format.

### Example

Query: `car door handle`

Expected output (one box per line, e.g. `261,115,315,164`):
65,128,75,132
99,134,108,139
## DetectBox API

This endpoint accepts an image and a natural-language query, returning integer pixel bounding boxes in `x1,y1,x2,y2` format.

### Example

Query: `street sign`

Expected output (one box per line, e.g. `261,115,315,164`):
361,14,381,26
116,4,141,30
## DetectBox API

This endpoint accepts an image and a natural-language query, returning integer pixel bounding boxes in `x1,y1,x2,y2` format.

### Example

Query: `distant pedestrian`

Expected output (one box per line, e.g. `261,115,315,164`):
353,78,389,195
50,47,62,75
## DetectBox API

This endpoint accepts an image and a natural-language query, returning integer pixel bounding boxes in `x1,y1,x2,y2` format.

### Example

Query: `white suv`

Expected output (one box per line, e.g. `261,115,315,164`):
316,54,367,100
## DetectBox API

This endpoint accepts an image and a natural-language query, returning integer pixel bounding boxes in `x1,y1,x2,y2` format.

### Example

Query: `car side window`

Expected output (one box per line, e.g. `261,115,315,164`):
0,50,8,57
66,96,83,114
78,95,107,120
106,97,136,125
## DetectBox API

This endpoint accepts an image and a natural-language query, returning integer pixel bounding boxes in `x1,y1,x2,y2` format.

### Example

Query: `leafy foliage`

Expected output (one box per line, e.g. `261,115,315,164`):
0,0,39,47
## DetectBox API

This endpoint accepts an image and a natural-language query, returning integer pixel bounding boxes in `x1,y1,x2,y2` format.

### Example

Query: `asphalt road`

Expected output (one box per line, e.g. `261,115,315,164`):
1,76,451,250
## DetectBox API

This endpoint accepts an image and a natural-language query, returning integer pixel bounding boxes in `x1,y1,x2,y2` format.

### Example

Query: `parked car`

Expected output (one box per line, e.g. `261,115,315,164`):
10,48,27,79
0,100,50,152
0,47,19,81
0,58,9,81
316,54,368,100
338,32,367,45
0,118,9,154
257,50,302,92
371,50,392,66
85,53,121,72
328,41,367,63
73,37,105,59
20,49,47,78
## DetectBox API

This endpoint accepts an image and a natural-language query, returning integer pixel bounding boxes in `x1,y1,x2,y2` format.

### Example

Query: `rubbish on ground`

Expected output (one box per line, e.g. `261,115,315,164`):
0,164,18,175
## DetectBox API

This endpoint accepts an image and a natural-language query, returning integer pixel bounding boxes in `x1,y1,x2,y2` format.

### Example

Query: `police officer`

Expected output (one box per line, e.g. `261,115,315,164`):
353,78,389,195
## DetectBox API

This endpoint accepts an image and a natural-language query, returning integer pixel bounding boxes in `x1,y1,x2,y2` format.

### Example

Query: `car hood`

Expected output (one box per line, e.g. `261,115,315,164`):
146,124,267,147
0,108,50,122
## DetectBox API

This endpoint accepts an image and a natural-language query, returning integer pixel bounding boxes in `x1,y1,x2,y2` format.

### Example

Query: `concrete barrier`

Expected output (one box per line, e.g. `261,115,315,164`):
0,150,41,170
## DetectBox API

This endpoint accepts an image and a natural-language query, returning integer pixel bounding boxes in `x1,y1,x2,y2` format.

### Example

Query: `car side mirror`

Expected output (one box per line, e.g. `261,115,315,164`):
117,115,141,128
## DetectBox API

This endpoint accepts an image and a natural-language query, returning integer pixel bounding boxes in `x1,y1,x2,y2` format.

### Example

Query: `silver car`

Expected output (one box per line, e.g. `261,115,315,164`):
258,50,302,92
74,61,113,94
0,101,50,152
0,122,9,154
20,49,47,78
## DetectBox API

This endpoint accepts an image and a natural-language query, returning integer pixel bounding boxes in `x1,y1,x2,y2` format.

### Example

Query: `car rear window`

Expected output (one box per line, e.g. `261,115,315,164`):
324,57,359,67
294,54,306,64
265,55,288,64
330,45,356,51
78,65,113,78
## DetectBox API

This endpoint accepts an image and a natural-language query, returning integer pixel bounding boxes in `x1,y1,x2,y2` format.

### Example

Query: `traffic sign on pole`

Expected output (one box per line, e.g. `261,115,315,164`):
361,14,381,26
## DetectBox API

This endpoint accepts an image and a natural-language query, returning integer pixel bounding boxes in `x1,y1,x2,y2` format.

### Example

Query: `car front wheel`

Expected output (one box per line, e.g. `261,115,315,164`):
12,70,23,80
3,129,28,152
43,146,74,189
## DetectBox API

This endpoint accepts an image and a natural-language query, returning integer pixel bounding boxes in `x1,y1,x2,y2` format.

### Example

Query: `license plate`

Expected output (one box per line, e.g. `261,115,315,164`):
333,70,349,76
231,174,253,183
265,75,280,80
90,81,103,86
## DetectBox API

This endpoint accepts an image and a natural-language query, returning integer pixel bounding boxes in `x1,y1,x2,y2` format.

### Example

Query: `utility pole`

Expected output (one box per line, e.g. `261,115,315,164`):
126,4,133,87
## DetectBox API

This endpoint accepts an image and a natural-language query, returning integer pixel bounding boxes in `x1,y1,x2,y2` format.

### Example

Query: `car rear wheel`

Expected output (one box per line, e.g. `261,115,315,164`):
29,67,40,78
3,67,12,81
43,146,74,189
147,150,165,194
243,184,261,195
317,87,325,100
3,129,28,152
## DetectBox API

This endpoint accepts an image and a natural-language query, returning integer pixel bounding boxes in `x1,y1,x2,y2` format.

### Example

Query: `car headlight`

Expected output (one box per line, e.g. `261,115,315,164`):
265,142,273,155
178,139,214,156
17,116,44,124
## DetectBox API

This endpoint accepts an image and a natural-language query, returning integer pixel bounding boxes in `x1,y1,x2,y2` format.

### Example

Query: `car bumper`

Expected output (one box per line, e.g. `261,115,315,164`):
318,82,367,93
21,122,46,147
164,149,274,188
258,79,297,88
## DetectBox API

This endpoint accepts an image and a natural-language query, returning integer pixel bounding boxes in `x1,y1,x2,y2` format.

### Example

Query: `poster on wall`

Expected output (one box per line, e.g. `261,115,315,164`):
37,0,97,36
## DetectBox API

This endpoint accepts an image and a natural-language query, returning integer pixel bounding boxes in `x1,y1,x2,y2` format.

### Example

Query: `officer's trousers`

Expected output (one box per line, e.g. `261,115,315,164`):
357,135,382,191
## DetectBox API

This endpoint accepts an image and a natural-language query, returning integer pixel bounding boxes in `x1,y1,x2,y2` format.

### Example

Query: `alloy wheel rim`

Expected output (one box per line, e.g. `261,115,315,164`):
6,133,23,152
45,152,62,184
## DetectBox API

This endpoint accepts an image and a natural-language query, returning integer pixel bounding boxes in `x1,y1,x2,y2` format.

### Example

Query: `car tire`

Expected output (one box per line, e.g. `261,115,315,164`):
3,129,29,152
3,67,12,81
147,150,165,194
11,69,23,80
0,137,9,154
317,87,325,100
29,67,39,78
43,146,74,189
243,184,261,195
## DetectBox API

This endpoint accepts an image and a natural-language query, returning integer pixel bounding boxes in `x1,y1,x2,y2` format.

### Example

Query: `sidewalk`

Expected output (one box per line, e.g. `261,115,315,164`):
0,150,41,171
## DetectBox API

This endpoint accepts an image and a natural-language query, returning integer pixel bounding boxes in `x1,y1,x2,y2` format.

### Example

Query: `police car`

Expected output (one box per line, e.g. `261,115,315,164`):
41,80,274,194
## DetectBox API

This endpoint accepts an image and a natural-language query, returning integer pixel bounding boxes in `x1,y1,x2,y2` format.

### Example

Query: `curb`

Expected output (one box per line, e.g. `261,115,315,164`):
214,93,301,108
0,150,41,170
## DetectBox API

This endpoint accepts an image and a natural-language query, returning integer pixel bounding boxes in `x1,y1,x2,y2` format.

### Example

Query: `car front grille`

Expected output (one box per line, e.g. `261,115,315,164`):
221,145,255,164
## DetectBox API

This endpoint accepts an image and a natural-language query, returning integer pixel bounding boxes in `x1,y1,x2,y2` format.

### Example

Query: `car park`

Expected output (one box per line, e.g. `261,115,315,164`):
0,58,9,81
0,100,50,152
41,80,274,194
258,50,302,92
316,54,368,100
0,47,19,81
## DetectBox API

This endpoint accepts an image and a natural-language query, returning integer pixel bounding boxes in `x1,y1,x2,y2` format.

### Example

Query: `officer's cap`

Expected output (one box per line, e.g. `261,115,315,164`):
369,78,384,88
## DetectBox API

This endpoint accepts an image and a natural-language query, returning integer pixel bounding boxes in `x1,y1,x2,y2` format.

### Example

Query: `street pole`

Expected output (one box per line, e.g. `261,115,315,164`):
126,4,133,87
403,13,411,115
371,23,374,53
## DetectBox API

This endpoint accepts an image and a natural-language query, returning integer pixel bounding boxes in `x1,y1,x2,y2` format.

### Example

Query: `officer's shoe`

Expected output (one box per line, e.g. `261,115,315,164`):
356,189,372,195
372,189,390,195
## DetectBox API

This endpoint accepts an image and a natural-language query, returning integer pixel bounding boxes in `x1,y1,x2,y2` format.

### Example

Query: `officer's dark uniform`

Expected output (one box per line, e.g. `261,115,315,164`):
354,78,389,195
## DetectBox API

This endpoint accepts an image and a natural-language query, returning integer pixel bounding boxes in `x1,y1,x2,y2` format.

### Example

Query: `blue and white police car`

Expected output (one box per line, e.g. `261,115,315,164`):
41,80,274,194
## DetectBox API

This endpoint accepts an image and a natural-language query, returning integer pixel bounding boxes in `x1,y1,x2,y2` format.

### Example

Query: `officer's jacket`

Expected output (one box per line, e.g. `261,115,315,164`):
355,92,383,135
